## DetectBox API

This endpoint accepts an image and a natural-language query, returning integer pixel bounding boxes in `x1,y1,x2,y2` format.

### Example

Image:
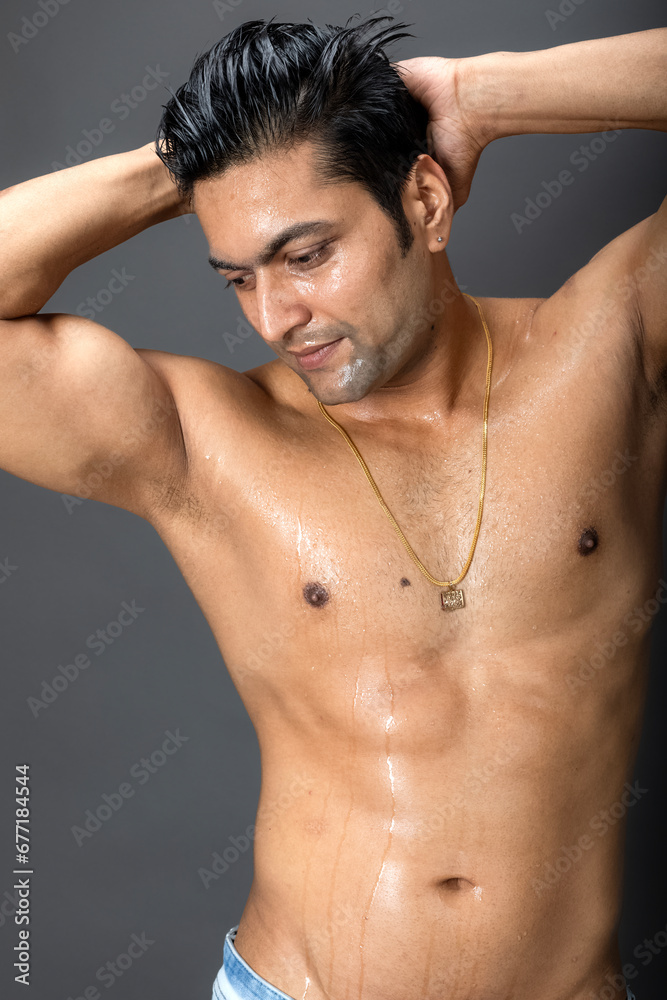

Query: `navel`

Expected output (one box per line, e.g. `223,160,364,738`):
577,526,599,556
438,876,478,893
303,582,330,607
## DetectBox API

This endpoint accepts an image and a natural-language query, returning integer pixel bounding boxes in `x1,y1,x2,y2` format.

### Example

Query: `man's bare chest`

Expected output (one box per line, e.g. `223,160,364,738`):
151,296,667,660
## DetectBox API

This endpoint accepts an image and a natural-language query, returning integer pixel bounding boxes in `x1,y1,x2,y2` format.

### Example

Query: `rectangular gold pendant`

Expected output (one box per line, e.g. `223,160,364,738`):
441,588,465,611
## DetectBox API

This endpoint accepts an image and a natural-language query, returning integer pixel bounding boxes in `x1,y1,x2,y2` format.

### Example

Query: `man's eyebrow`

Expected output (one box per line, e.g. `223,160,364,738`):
207,220,334,272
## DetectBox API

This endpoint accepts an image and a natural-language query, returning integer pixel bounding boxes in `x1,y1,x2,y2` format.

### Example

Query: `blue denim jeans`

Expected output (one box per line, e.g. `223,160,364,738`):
211,925,293,1000
211,925,638,1000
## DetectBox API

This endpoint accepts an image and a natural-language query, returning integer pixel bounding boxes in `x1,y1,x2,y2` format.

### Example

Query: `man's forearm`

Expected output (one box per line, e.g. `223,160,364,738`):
0,143,186,320
463,28,667,143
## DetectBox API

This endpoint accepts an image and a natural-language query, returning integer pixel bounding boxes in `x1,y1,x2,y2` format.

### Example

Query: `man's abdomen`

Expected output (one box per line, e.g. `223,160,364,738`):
231,634,649,1000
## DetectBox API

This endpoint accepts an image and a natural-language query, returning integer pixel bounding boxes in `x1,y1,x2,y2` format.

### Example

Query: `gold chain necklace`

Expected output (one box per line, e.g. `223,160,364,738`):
316,292,493,611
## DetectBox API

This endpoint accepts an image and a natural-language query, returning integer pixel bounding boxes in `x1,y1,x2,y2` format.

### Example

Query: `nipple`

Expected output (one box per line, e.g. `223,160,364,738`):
303,582,330,607
577,527,599,555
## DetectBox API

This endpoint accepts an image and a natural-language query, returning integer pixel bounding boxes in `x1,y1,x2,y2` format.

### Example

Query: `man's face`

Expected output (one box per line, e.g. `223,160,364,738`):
194,141,437,405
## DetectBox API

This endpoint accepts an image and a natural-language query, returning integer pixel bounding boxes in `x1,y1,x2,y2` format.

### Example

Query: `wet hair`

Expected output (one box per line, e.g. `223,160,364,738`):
155,15,431,256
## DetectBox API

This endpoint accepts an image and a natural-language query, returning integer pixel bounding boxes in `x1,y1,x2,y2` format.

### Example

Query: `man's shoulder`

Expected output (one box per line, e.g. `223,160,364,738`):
130,349,297,523
134,347,297,422
135,346,256,394
135,348,303,450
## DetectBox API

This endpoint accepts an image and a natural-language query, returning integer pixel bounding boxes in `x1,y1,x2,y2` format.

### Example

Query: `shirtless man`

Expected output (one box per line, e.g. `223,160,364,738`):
1,14,665,1000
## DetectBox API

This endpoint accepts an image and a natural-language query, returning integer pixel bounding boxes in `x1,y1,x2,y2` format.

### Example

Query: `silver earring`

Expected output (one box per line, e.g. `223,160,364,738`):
437,236,443,243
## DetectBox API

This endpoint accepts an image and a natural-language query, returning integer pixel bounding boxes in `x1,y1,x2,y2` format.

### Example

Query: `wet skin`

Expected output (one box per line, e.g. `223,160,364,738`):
125,145,665,999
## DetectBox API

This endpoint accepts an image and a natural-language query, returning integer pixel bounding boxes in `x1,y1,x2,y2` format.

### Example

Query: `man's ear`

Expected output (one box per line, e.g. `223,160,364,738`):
404,153,454,249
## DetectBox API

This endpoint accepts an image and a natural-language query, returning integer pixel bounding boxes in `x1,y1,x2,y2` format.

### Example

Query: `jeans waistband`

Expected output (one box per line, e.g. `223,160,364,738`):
212,925,295,1000
212,927,638,1000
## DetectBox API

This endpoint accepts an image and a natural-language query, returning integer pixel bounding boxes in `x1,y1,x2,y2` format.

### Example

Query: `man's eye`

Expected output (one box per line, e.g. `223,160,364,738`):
223,243,333,290
288,245,330,267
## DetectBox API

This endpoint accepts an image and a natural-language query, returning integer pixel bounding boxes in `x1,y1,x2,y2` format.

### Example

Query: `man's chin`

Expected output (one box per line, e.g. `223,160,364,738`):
303,376,374,407
283,352,378,406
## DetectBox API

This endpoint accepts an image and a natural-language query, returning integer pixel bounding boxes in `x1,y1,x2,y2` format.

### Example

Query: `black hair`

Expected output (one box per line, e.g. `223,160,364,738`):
155,14,431,256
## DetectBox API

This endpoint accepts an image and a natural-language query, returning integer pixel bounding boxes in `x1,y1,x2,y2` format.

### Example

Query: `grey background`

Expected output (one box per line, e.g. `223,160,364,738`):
1,0,666,997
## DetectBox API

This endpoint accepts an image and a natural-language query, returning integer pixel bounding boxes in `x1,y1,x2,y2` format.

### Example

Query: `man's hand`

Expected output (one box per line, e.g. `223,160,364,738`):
395,56,489,212
397,30,666,213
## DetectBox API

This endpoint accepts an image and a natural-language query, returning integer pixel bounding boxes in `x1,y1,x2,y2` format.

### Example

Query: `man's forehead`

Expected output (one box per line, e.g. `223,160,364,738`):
194,138,370,223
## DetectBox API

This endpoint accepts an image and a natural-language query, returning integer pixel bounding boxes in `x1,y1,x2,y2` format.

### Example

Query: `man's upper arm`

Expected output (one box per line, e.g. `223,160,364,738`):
567,193,667,395
618,193,667,389
0,312,188,516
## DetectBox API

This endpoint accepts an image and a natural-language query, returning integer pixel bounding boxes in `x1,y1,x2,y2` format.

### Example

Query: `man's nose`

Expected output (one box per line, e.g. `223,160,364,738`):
255,273,312,344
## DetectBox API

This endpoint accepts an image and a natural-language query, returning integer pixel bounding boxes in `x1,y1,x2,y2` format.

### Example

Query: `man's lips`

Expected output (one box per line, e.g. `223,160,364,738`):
288,338,343,357
289,337,345,370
